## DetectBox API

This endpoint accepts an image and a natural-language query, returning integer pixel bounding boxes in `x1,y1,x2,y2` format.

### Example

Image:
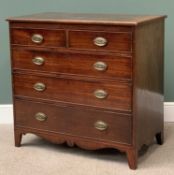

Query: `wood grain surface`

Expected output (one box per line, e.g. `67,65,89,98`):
8,13,166,169
15,99,132,144
13,73,132,112
12,47,132,80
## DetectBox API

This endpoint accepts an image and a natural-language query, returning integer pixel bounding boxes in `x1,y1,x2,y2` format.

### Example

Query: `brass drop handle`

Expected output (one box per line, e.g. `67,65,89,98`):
31,34,44,44
93,37,107,47
93,61,108,71
94,89,108,99
32,57,45,66
35,112,47,122
94,120,108,131
33,82,46,92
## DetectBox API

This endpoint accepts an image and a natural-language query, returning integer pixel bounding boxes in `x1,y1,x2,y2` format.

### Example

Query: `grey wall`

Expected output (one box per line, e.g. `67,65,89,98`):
0,0,173,104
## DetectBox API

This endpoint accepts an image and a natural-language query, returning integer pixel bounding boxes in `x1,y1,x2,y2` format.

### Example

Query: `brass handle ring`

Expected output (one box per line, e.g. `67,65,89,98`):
93,61,107,71
94,89,108,99
33,82,46,92
32,57,45,66
35,112,47,122
31,34,44,44
93,37,107,47
94,120,108,131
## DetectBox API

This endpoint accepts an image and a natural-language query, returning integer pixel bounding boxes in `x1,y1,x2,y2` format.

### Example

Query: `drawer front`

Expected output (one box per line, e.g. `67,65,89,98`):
12,48,132,80
14,74,132,112
15,99,132,144
69,30,132,52
11,28,66,47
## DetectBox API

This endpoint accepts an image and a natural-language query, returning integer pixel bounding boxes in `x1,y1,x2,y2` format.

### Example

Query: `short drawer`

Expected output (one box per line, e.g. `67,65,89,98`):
12,48,132,80
11,28,66,47
13,74,132,112
15,99,132,144
69,30,132,52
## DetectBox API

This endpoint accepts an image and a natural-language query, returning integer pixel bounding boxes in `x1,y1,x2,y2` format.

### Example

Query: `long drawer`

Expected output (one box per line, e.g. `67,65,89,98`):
14,99,132,144
13,74,132,112
12,48,132,80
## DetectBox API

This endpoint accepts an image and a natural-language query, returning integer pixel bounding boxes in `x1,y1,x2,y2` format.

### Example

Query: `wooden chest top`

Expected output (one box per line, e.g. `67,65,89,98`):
7,12,166,26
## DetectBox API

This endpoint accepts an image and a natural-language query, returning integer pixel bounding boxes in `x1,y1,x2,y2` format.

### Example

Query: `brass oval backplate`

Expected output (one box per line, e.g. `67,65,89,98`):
93,37,107,47
93,61,108,71
32,56,45,66
31,34,44,44
94,120,108,131
35,112,47,122
94,89,108,99
33,82,46,92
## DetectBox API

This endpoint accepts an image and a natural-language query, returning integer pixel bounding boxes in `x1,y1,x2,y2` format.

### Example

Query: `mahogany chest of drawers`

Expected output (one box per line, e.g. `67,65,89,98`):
7,13,166,169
